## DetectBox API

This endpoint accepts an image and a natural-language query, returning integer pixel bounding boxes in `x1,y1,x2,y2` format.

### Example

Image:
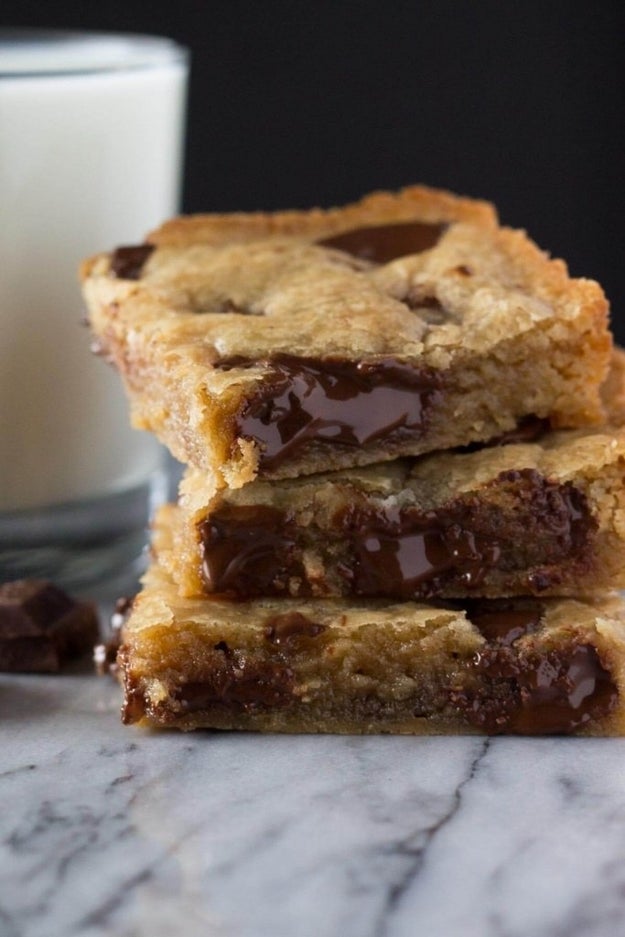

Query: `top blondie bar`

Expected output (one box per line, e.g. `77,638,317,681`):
81,186,611,488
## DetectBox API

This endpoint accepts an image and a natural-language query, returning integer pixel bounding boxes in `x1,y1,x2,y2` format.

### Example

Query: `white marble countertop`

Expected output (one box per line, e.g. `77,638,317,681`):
3,590,625,937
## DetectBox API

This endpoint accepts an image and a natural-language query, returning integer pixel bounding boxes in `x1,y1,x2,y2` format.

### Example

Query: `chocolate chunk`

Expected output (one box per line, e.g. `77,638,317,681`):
110,244,155,280
175,651,294,713
342,470,592,599
452,642,617,735
224,354,443,471
317,222,447,264
199,505,303,596
344,507,502,597
0,580,73,638
123,642,295,723
0,580,99,673
464,599,544,646
264,611,326,645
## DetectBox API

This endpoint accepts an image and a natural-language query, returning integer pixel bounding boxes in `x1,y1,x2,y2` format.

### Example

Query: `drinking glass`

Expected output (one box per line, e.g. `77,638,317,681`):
0,30,188,588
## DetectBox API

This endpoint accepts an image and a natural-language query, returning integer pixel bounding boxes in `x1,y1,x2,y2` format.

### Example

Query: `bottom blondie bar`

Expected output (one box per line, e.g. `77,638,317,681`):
117,506,625,736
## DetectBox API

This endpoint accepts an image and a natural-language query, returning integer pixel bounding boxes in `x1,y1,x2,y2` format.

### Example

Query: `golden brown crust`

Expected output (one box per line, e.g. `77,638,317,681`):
147,185,499,247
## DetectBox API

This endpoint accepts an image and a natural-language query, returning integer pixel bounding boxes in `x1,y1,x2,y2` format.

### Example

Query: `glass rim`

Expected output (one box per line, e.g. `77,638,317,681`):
0,28,189,79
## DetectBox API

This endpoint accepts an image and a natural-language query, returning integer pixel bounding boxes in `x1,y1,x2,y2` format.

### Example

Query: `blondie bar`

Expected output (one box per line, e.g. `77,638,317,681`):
82,186,611,489
166,421,625,601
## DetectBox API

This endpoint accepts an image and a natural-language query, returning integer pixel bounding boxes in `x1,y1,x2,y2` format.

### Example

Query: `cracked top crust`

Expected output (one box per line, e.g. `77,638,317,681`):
81,185,611,486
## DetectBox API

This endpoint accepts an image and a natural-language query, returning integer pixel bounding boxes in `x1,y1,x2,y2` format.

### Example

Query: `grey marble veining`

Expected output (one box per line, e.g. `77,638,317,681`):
2,668,625,937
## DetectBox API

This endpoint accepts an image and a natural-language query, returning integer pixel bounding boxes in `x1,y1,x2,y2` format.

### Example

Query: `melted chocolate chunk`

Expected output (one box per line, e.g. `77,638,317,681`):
223,354,443,471
0,579,99,673
352,516,501,598
264,611,326,645
345,510,501,597
317,222,447,264
199,504,303,596
464,600,544,646
453,642,617,735
110,244,155,280
342,470,593,599
174,648,294,713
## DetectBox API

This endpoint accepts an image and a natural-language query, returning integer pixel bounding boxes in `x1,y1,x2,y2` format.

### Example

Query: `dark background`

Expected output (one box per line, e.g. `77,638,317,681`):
3,1,624,340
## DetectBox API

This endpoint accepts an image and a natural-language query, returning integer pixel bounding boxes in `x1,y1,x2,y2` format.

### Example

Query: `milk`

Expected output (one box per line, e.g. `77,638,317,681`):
0,33,188,512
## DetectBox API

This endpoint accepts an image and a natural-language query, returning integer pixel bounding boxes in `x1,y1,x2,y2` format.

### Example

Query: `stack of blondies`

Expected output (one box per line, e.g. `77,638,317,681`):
82,186,625,735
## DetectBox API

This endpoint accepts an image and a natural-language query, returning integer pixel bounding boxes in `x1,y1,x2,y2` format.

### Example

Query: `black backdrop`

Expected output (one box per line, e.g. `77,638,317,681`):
3,1,625,341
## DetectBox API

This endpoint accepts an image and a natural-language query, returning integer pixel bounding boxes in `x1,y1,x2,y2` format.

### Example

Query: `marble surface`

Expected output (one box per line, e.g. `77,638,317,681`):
3,652,625,937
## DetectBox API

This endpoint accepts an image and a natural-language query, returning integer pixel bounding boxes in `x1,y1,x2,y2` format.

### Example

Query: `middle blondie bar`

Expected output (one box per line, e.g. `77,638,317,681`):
165,421,625,601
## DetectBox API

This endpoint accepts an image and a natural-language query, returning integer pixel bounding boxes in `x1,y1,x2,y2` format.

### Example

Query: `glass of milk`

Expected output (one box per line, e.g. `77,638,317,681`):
0,30,188,589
